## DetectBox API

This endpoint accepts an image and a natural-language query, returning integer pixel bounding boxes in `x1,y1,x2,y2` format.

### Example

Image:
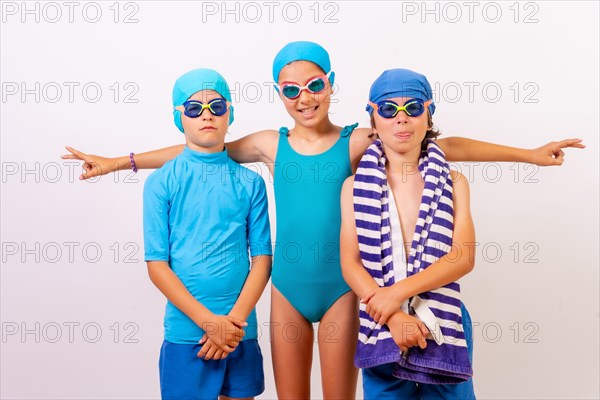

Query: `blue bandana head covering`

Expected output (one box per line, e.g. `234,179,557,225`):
272,41,335,86
172,68,234,133
366,68,435,116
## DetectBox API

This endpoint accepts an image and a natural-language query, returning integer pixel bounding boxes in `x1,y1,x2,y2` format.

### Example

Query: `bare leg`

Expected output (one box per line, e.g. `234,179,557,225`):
270,285,315,399
318,291,360,400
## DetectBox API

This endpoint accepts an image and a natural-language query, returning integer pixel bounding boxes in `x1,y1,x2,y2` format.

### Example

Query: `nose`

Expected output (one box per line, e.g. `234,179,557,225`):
298,87,312,103
395,110,409,124
201,108,214,121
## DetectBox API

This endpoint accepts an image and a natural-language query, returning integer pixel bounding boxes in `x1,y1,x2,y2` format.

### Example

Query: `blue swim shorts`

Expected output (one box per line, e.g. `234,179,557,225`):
159,339,264,400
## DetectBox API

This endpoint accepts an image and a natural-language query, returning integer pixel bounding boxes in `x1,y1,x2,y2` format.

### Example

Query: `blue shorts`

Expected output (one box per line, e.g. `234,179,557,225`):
159,339,264,400
363,303,476,400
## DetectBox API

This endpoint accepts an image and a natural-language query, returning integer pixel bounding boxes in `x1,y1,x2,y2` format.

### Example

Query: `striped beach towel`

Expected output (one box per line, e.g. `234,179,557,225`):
353,138,473,384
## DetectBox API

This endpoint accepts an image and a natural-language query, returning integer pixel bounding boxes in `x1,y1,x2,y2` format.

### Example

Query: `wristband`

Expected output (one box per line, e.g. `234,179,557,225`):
129,152,138,173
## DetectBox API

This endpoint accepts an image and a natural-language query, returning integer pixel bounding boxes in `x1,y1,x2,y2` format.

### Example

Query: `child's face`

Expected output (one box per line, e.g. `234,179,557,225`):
372,97,429,154
182,90,229,150
277,61,333,129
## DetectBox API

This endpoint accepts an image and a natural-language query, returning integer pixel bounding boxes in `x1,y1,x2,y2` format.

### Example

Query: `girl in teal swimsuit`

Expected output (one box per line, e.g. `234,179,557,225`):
63,41,583,398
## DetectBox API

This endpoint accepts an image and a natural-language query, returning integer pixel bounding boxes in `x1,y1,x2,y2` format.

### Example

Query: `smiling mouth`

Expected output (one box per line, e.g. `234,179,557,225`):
298,106,318,116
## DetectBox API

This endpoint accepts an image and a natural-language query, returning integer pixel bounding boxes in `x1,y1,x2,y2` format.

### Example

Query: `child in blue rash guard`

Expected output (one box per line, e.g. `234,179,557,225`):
340,69,476,399
143,68,272,400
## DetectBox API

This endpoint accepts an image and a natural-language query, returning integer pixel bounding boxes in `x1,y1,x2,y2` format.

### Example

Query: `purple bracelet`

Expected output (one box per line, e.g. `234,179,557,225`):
129,152,138,173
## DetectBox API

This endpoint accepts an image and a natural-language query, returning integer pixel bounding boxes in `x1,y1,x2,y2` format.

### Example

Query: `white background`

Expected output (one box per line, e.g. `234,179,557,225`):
1,1,598,399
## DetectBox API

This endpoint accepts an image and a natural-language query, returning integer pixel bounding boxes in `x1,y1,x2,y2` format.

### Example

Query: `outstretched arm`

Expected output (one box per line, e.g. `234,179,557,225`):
437,137,585,166
62,130,278,180
62,145,185,180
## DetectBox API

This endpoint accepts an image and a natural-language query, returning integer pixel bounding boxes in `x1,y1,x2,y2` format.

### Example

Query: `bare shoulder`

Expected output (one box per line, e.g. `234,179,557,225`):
341,175,356,200
342,174,355,189
252,129,279,138
250,129,280,162
350,127,374,147
352,127,373,137
340,175,356,217
449,170,474,224
436,137,450,153
248,129,279,143
449,170,470,198
450,169,466,184
350,127,375,165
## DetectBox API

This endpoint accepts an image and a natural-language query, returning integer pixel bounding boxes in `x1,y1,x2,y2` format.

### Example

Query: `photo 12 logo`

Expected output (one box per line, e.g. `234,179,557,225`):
2,321,140,344
400,1,540,24
1,161,139,184
1,1,140,23
200,1,341,23
432,81,540,104
2,82,140,104
2,241,141,264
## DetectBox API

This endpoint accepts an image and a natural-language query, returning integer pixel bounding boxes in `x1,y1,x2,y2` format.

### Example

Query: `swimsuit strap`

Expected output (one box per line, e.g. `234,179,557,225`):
278,123,358,138
340,122,359,138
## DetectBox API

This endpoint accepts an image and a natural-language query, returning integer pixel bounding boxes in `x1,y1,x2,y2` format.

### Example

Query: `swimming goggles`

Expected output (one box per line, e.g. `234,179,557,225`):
176,98,229,118
369,99,432,118
277,73,330,100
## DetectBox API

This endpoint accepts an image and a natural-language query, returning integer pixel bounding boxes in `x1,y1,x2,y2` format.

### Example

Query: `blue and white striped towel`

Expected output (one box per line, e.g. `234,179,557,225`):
353,138,472,384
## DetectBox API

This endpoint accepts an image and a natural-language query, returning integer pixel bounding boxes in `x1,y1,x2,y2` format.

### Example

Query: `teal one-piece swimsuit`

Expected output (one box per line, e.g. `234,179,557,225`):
271,123,358,323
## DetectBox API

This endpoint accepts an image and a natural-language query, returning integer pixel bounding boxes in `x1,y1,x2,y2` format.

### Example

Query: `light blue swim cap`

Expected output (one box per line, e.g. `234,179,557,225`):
172,68,234,133
366,68,435,116
272,41,335,86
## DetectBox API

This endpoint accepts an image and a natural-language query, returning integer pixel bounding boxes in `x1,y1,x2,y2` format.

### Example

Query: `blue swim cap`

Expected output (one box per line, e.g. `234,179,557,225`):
272,41,335,86
172,68,234,133
366,68,435,116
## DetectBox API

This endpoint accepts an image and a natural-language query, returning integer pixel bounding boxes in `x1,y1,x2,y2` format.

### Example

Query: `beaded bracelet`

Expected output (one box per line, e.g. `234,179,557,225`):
129,152,138,173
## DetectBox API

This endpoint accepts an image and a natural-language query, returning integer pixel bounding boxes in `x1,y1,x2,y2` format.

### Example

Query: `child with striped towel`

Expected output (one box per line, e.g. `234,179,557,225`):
340,68,477,399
